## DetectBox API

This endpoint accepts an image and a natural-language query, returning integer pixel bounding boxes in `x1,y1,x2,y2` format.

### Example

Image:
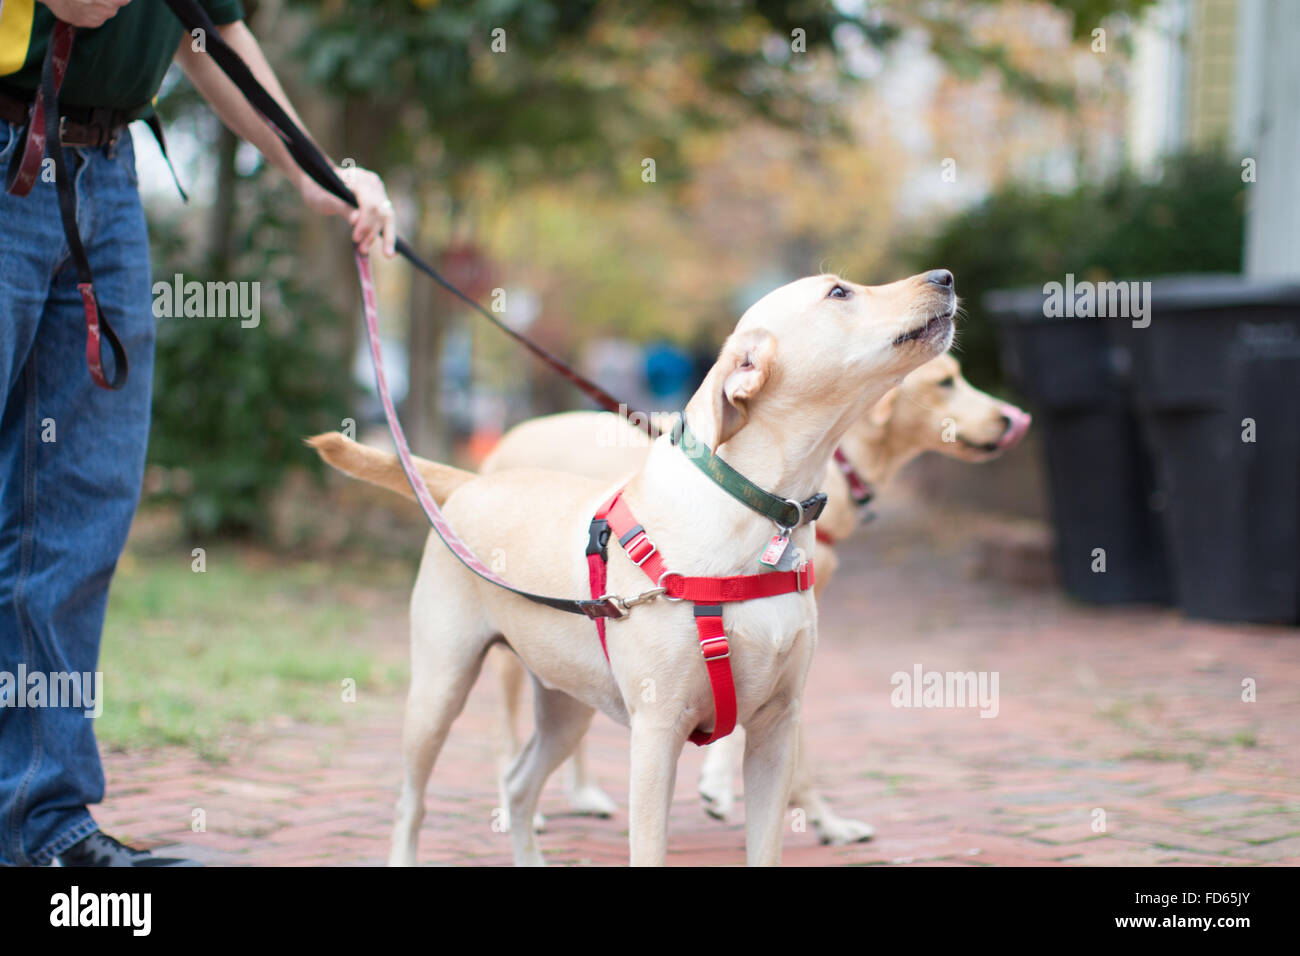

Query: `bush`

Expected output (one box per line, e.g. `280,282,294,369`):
906,149,1247,390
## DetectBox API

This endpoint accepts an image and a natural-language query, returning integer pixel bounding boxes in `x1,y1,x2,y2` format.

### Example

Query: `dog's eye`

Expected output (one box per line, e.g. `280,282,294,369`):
827,284,850,299
937,376,955,388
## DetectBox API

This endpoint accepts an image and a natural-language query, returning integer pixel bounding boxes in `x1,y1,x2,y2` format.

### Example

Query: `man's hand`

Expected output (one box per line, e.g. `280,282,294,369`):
299,165,398,258
175,19,398,257
40,0,132,28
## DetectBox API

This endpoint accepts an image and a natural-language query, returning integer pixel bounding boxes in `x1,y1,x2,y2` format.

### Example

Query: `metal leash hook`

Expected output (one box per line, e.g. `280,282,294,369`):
599,585,668,620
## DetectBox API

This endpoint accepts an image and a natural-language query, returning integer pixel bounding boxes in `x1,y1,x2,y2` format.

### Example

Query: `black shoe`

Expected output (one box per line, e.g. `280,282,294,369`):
56,831,203,867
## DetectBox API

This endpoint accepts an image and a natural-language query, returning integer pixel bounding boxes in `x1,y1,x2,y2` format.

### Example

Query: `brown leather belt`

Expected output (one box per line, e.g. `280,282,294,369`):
0,88,127,149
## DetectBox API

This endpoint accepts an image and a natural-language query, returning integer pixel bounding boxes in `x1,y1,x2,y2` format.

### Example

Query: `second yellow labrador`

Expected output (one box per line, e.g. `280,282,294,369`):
482,351,1030,842
312,271,957,865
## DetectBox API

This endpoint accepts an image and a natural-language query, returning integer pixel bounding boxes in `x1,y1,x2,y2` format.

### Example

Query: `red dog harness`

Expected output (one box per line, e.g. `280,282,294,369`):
586,487,814,746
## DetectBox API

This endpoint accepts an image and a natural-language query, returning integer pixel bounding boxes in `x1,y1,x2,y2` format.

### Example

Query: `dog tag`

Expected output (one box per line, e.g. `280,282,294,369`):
773,544,804,572
758,534,790,567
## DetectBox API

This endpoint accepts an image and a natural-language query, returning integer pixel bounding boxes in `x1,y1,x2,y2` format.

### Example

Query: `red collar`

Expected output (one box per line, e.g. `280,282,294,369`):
833,447,875,511
586,488,814,746
815,447,876,544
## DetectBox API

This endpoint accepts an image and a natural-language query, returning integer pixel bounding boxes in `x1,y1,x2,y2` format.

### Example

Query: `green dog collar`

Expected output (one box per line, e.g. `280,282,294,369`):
671,418,827,530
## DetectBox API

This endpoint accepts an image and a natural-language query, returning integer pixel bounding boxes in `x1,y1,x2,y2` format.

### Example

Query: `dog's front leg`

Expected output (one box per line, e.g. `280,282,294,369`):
741,696,801,866
627,717,686,866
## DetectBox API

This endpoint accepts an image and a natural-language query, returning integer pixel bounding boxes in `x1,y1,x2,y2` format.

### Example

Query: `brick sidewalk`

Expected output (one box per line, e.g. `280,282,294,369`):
98,498,1300,866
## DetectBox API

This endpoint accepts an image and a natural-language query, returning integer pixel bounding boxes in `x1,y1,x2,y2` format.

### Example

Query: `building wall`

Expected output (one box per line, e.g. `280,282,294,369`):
1186,0,1237,148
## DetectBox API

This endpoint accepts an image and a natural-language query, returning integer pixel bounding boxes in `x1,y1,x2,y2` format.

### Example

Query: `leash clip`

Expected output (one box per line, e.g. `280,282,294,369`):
598,584,668,621
624,586,667,610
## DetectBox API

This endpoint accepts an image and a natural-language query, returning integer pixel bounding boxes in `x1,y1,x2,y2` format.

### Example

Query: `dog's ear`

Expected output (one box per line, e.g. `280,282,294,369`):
869,386,899,427
704,328,776,448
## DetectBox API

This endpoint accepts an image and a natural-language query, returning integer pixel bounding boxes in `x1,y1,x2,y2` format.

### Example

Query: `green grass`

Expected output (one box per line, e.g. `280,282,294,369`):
97,547,409,761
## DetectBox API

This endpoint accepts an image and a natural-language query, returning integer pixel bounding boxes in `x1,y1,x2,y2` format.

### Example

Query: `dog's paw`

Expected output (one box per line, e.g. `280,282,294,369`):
498,808,547,833
568,784,617,819
815,814,876,845
699,784,735,822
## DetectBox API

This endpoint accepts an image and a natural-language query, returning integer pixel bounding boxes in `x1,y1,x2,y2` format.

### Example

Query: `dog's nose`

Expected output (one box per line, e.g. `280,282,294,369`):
925,269,954,289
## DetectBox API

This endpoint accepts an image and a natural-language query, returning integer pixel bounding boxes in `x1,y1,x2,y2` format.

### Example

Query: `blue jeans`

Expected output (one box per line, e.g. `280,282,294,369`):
0,122,154,866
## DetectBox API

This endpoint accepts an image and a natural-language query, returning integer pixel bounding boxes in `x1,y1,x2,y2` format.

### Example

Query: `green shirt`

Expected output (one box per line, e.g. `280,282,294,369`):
0,0,245,114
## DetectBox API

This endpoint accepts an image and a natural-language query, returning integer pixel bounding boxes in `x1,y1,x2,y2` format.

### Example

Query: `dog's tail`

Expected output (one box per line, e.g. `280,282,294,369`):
306,432,474,505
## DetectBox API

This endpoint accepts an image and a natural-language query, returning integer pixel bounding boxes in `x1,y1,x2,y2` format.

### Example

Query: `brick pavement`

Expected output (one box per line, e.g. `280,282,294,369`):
97,494,1300,866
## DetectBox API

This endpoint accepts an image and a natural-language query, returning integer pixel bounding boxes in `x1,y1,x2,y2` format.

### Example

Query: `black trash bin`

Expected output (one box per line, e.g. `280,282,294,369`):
988,288,1171,605
1108,276,1300,625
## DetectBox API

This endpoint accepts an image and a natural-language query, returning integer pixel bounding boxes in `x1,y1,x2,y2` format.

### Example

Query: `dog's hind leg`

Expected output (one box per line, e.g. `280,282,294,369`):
389,573,494,866
698,725,744,821
791,723,875,844
492,646,547,832
566,739,616,819
504,680,597,866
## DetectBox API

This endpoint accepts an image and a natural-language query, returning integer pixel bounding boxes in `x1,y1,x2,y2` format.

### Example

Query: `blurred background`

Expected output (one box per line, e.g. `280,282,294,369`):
106,0,1298,764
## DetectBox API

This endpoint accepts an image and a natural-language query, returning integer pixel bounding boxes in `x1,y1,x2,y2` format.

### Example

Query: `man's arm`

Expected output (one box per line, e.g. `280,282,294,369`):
174,21,396,256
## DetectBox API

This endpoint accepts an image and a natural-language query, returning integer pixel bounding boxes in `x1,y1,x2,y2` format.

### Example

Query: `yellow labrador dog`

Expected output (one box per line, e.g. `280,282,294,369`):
312,271,956,865
483,351,1030,842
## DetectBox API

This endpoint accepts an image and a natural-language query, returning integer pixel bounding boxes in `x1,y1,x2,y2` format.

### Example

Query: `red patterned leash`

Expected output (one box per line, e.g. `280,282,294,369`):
3,21,127,389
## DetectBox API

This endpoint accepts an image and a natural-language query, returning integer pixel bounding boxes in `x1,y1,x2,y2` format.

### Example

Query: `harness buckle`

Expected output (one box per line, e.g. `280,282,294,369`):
700,636,730,661
620,527,657,566
586,518,611,557
629,537,657,567
795,563,812,592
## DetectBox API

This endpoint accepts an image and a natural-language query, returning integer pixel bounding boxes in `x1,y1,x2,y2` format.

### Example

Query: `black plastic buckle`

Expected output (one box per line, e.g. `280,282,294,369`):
586,518,611,557
800,493,828,524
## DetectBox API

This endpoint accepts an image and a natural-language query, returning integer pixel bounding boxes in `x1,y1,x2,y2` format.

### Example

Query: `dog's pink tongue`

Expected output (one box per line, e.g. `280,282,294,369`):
997,403,1032,450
